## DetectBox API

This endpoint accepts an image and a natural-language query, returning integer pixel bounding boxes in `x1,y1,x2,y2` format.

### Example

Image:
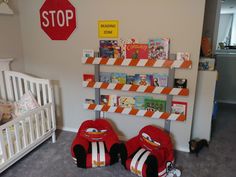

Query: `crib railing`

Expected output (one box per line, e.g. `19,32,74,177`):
0,103,53,168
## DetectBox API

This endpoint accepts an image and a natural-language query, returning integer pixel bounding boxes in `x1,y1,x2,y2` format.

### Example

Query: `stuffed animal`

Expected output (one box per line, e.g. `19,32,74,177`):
120,125,180,177
71,119,120,168
189,139,209,157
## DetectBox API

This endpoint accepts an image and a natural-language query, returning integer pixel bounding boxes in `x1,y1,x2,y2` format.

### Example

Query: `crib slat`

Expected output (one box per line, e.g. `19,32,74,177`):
36,83,42,106
35,114,40,139
21,121,28,147
41,110,46,134
14,123,21,153
46,107,52,130
6,127,14,157
0,130,7,162
12,77,19,101
42,84,47,105
24,80,28,93
4,74,14,101
18,77,24,97
28,116,34,143
30,82,35,96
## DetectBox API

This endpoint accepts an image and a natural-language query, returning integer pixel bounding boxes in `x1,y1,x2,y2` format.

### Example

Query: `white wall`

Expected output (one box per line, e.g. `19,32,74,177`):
17,0,205,152
0,0,24,71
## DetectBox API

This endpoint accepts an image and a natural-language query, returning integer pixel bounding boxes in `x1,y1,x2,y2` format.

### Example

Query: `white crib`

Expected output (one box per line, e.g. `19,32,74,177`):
0,59,56,173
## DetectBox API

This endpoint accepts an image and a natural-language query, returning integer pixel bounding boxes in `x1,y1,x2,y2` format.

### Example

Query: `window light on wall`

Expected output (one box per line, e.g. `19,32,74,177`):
0,0,14,15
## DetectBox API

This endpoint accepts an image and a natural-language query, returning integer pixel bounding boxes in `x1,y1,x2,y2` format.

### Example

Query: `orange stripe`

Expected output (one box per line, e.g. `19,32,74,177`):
87,81,96,88
179,88,189,96
176,115,186,121
100,82,109,89
160,112,170,120
144,86,155,93
114,58,124,65
114,83,124,90
101,105,110,112
129,59,139,66
162,60,173,68
129,108,139,115
161,87,172,94
88,104,97,110
86,57,95,64
180,61,192,68
100,58,109,65
115,106,124,113
144,111,154,117
129,85,139,91
145,59,156,67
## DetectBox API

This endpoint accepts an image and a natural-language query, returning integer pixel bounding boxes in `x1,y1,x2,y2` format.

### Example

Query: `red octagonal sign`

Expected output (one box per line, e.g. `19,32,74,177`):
40,0,76,40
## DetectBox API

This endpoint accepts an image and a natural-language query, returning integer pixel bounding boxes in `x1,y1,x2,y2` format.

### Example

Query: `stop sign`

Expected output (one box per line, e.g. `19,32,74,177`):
40,0,76,40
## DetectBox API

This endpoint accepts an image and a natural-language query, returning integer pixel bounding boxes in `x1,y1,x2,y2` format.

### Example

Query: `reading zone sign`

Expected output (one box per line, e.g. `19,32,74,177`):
98,20,119,38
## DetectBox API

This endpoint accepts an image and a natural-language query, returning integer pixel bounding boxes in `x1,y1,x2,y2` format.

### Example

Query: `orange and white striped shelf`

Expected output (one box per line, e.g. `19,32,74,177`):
83,103,186,121
82,81,189,96
82,57,192,69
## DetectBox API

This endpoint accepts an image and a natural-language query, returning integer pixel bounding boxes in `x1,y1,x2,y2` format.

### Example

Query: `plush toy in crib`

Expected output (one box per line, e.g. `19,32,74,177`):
71,119,120,168
120,125,181,177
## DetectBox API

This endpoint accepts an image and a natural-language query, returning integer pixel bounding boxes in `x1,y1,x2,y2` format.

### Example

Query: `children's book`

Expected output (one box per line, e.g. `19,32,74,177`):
148,38,170,60
119,38,138,58
111,73,127,84
152,73,168,87
83,74,95,82
118,96,135,108
108,95,118,107
100,95,109,105
126,44,149,59
135,96,153,110
144,99,166,112
174,78,187,88
114,46,121,58
100,72,112,83
176,52,190,60
126,75,136,85
171,101,187,116
133,74,152,86
85,99,95,104
99,40,118,58
83,49,94,57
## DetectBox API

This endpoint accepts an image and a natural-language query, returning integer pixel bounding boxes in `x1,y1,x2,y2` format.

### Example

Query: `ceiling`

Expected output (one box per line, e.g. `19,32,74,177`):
221,0,236,14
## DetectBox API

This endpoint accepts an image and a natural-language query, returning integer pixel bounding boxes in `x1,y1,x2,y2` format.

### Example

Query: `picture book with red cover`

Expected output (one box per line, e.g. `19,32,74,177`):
171,101,187,116
126,44,149,59
83,74,95,82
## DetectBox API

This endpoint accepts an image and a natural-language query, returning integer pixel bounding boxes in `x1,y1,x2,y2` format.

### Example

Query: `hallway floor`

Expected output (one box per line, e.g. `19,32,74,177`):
1,103,236,177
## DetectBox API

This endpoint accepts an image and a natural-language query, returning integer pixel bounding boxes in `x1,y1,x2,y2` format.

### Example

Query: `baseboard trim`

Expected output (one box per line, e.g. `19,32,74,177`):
217,100,236,104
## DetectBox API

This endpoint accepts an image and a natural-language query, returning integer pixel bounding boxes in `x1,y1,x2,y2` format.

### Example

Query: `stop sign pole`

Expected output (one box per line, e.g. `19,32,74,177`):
40,0,76,40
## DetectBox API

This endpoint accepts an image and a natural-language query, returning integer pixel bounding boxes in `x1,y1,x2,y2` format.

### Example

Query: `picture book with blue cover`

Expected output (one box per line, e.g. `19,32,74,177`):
126,75,136,85
100,72,112,83
99,40,118,58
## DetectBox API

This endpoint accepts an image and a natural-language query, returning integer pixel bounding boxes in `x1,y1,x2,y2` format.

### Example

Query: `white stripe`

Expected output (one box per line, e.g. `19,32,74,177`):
167,114,179,121
152,111,162,118
81,57,87,63
107,83,116,89
122,107,132,114
95,105,103,111
107,58,116,65
92,142,98,167
136,110,146,116
137,59,148,66
93,58,102,64
122,84,132,91
99,142,106,166
108,106,117,113
154,60,165,67
83,103,90,109
82,81,89,87
169,88,181,95
130,149,146,174
137,151,151,177
152,87,164,94
122,59,132,66
136,85,147,92
94,82,102,88
171,60,183,68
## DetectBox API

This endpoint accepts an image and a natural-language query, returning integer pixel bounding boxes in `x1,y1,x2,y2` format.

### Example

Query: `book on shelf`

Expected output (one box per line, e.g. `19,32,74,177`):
176,52,190,60
148,38,170,60
99,40,118,58
171,101,187,115
144,99,166,112
174,78,187,88
135,96,153,110
108,95,118,107
85,99,95,104
100,95,109,105
119,38,138,58
152,73,168,87
126,75,136,85
83,49,94,58
199,57,215,71
111,73,127,84
100,72,112,83
114,46,121,58
126,44,149,59
83,74,95,82
133,74,152,86
118,96,135,108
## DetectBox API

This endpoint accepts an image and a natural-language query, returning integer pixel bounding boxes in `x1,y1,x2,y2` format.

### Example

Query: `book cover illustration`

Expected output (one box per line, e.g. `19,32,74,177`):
148,38,170,60
85,99,95,104
83,74,95,82
135,96,153,110
108,95,118,107
176,52,190,60
152,73,168,87
119,38,138,58
111,73,127,84
100,95,109,105
171,101,187,116
100,72,112,83
126,44,149,59
126,75,136,85
174,78,187,88
133,74,152,86
118,96,135,108
99,40,118,58
83,49,94,58
144,99,166,112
